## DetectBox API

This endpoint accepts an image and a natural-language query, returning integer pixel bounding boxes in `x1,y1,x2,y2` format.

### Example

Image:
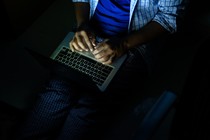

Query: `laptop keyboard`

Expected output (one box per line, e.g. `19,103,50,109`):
54,47,113,86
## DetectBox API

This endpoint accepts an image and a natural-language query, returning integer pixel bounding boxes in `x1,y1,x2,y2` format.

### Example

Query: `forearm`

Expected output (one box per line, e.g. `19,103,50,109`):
123,21,169,49
73,2,90,27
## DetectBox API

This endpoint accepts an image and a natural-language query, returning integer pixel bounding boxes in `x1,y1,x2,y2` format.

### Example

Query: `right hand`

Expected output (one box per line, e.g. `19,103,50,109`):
69,25,96,52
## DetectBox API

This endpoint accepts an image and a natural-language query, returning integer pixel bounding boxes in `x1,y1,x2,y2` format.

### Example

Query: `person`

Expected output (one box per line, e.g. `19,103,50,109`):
14,0,187,140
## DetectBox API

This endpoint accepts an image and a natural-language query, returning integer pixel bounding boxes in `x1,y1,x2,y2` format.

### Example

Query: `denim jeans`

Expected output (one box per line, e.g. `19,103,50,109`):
15,48,148,140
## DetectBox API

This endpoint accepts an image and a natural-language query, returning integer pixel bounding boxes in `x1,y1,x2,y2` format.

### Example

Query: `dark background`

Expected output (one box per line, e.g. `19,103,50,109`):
0,0,210,139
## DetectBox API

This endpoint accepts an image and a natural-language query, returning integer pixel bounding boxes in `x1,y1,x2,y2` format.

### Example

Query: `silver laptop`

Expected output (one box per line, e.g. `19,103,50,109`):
50,32,127,92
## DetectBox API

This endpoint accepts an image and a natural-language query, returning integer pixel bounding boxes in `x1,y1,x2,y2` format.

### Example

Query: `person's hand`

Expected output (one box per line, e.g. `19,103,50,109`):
92,37,127,65
69,24,96,52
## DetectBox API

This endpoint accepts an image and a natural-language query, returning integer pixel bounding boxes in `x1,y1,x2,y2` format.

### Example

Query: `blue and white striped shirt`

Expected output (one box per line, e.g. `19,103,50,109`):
72,0,187,33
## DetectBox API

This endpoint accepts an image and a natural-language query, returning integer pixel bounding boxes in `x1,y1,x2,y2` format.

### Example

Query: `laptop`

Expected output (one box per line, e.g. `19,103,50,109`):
27,32,127,92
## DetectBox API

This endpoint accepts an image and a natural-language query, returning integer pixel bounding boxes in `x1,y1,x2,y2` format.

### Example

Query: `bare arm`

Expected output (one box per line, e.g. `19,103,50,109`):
122,21,169,49
70,2,95,52
74,2,90,27
92,21,169,64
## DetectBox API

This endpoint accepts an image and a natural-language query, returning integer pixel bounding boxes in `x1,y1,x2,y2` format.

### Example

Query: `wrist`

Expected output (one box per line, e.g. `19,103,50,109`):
72,22,96,38
107,37,129,57
76,22,91,31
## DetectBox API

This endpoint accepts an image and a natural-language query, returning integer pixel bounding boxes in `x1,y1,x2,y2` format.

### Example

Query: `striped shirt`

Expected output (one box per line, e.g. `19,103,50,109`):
72,0,187,33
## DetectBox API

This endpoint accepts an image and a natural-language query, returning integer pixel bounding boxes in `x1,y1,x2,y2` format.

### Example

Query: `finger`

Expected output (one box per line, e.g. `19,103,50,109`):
75,32,88,51
93,46,110,60
92,46,104,55
69,37,82,52
88,36,96,52
97,56,110,64
69,41,75,52
101,54,115,65
80,31,93,51
70,36,83,52
72,41,83,51
93,45,114,61
94,52,104,60
92,43,106,55
90,37,96,49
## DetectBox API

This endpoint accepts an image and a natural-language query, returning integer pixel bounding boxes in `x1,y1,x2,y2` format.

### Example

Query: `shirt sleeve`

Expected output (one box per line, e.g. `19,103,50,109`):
72,0,89,2
153,0,187,33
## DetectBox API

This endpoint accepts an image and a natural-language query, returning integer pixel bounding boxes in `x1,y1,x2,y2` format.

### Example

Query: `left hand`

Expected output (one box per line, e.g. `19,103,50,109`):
92,37,127,65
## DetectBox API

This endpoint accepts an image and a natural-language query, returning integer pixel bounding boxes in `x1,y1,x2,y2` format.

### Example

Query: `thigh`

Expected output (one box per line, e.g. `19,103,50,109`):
56,91,109,140
15,79,77,140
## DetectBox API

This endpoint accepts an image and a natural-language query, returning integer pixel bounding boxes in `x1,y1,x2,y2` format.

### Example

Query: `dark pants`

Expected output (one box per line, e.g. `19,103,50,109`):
15,48,148,140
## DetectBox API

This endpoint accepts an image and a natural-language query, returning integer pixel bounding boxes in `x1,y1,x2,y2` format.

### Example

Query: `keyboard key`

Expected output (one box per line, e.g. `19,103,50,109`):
55,47,113,85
